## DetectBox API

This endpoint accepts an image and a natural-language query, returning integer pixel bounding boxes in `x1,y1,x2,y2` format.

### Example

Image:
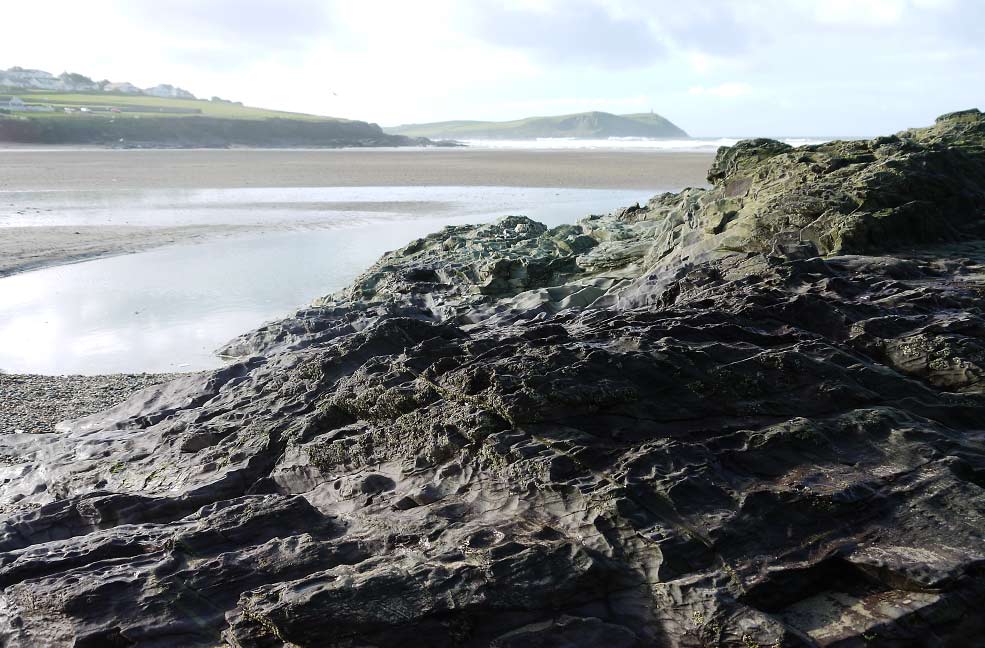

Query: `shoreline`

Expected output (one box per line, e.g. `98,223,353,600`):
0,223,272,277
1,149,714,398
0,148,714,278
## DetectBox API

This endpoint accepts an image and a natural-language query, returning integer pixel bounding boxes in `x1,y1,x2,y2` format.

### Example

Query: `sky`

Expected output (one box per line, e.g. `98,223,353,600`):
1,0,983,136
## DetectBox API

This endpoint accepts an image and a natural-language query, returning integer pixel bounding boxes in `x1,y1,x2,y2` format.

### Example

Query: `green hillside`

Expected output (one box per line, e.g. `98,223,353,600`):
0,90,337,120
0,90,426,148
386,111,688,139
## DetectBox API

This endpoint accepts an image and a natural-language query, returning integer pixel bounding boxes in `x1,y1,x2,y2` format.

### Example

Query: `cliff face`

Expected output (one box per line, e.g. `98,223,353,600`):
0,115,426,148
2,112,985,647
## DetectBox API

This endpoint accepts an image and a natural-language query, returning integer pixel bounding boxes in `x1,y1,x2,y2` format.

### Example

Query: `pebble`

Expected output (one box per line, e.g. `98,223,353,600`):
0,372,184,434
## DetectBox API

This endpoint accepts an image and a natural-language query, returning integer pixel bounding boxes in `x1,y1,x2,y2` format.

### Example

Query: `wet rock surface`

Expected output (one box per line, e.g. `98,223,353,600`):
2,112,985,647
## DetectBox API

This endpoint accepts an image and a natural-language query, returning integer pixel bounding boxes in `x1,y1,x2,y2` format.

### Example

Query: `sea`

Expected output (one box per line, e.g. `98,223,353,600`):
460,136,831,151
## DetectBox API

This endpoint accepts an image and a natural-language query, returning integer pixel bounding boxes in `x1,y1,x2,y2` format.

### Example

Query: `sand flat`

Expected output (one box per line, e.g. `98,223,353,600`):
0,148,713,276
0,147,714,191
0,224,265,277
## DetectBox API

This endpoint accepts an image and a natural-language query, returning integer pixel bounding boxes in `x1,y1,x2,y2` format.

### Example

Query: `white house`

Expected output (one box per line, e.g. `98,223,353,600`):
104,82,142,94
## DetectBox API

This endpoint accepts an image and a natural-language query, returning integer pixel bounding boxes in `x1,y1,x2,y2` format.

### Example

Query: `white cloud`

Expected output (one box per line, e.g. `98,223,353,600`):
689,54,715,74
810,0,905,25
688,82,753,98
911,0,956,8
488,95,651,116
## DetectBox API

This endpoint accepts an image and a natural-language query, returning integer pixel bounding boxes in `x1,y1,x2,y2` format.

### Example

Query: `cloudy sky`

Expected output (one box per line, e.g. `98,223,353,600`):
2,0,982,136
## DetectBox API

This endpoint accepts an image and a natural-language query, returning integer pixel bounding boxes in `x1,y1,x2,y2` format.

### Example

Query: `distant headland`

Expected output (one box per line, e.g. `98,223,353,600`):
386,110,688,140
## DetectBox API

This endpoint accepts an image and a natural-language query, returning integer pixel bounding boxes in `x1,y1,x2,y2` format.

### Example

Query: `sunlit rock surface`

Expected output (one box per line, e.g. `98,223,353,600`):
1,111,984,647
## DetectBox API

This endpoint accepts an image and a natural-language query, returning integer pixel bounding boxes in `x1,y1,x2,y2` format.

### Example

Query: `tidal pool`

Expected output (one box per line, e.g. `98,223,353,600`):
0,186,656,374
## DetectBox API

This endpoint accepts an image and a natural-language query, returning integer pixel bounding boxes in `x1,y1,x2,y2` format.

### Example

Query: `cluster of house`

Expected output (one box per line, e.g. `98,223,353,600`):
0,67,196,99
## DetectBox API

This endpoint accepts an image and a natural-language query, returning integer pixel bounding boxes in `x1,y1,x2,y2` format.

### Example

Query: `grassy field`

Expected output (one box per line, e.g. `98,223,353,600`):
0,91,411,147
0,88,436,147
2,90,345,121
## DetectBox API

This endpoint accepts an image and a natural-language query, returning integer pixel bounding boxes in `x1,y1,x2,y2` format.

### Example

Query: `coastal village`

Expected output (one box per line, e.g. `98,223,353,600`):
0,66,199,115
0,66,194,98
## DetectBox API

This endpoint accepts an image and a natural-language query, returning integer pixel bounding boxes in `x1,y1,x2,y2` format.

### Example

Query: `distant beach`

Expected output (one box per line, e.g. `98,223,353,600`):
0,147,714,277
0,146,714,190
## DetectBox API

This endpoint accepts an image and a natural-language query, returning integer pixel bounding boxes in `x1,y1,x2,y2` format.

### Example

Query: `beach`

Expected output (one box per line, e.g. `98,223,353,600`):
0,146,714,424
0,147,715,190
0,148,713,277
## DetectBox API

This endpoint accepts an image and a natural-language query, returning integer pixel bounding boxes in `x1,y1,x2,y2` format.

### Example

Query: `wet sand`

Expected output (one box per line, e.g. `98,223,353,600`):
0,148,714,276
0,224,288,277
0,147,714,190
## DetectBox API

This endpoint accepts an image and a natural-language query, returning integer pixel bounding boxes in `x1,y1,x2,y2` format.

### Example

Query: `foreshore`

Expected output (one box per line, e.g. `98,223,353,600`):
1,147,714,424
0,148,714,278
0,224,266,277
0,147,715,190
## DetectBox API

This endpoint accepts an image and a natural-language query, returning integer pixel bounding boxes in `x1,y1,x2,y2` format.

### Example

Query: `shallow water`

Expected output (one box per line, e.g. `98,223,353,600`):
0,186,655,374
0,185,647,228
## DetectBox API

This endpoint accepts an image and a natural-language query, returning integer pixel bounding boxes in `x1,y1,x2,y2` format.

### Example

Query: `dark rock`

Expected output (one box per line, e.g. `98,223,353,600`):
2,112,985,646
707,137,794,184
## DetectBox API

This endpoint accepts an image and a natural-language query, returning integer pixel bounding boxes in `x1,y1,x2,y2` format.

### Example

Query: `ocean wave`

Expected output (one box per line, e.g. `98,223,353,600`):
461,137,832,151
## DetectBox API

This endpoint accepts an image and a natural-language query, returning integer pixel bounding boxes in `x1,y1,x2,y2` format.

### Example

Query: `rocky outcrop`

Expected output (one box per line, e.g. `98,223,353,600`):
2,112,985,647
